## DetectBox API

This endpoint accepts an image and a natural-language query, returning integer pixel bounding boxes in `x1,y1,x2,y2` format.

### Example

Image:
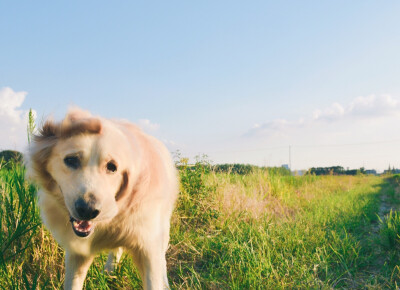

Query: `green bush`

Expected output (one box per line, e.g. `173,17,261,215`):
0,150,23,170
175,156,218,227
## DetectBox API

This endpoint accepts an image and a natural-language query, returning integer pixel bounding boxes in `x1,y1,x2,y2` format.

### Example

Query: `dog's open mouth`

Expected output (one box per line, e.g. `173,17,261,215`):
70,217,94,237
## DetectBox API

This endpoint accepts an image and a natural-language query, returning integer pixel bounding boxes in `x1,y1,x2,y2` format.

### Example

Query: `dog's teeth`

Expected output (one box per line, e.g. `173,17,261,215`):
72,219,93,233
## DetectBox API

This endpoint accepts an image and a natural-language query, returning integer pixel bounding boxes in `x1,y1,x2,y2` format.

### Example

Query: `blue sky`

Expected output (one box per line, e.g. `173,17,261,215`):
1,1,400,171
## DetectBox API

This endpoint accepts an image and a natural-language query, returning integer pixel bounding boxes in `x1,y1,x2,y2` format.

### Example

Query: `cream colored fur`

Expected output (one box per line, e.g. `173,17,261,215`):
26,108,178,290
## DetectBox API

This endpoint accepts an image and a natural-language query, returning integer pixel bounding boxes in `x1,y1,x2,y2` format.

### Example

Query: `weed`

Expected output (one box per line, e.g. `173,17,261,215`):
380,210,400,250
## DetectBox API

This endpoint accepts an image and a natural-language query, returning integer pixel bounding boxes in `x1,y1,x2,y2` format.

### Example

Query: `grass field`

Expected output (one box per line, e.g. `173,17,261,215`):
1,160,400,289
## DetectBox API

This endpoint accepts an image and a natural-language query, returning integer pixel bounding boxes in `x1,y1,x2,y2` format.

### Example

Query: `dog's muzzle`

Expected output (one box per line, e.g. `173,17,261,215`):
69,197,100,237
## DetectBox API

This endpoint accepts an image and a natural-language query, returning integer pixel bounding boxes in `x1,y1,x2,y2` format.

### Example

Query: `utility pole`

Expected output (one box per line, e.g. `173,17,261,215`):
289,145,292,171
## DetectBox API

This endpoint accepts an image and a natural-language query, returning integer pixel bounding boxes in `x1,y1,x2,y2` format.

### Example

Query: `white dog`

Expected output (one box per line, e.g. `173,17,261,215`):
27,108,178,290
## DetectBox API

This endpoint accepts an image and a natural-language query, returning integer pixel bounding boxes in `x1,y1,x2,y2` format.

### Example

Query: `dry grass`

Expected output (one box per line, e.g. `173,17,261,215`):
205,171,365,222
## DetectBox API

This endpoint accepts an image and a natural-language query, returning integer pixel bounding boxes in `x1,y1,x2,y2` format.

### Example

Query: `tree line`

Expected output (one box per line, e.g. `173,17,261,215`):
307,166,367,176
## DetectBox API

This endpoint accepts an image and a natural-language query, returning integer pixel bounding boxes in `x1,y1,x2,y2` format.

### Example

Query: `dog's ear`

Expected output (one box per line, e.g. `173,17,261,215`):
55,107,102,138
115,170,130,201
60,118,102,138
28,119,59,192
36,119,58,141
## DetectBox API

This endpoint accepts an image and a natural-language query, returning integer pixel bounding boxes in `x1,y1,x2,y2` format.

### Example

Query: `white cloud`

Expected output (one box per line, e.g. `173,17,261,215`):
136,119,181,150
162,139,181,152
162,139,178,147
0,87,33,151
312,102,345,121
311,95,400,122
347,94,400,118
239,95,400,171
246,94,400,139
137,119,160,132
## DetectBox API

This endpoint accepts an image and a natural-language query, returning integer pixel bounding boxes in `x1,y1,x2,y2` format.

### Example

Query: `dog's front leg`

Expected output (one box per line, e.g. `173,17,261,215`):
143,250,169,290
131,246,169,290
64,252,94,290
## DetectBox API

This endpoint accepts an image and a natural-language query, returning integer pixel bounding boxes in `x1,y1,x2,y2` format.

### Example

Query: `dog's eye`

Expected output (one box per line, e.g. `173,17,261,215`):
106,161,117,173
64,156,81,169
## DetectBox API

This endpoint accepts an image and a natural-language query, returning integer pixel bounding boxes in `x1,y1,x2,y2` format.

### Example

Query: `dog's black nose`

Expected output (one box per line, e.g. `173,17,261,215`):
75,198,100,220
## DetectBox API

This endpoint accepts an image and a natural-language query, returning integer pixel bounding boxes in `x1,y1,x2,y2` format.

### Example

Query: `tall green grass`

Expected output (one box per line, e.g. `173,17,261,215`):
380,210,400,250
1,160,400,288
0,164,41,289
169,165,390,288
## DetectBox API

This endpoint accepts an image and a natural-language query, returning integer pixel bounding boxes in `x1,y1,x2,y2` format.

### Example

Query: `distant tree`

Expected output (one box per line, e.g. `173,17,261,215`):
308,166,343,175
211,164,291,176
213,164,255,175
0,150,23,169
307,166,366,176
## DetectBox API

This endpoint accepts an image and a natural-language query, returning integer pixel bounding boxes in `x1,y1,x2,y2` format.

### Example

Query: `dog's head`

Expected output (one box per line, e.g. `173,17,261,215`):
28,108,138,237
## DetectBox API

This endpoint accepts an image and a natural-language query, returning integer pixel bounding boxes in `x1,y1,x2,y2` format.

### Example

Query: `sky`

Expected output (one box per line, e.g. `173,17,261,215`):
1,1,400,172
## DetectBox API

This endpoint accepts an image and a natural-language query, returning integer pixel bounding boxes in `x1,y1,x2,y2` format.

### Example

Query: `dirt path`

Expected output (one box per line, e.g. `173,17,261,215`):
371,178,399,233
381,183,399,217
365,177,400,287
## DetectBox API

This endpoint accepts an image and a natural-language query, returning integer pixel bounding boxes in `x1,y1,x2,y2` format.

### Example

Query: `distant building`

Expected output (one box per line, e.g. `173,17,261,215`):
281,164,290,170
365,169,377,175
